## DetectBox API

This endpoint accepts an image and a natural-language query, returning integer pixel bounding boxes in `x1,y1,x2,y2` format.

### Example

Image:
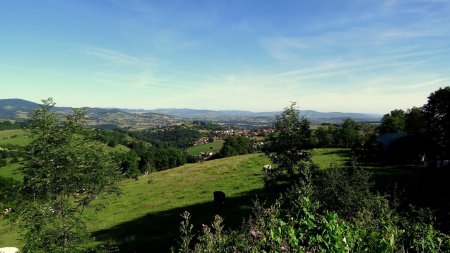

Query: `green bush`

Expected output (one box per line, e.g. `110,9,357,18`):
175,166,450,252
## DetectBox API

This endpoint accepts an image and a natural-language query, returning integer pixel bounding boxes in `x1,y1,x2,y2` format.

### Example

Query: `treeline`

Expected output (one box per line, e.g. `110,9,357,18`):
310,119,375,149
0,121,27,130
93,129,129,147
130,127,201,149
376,86,449,158
114,141,186,178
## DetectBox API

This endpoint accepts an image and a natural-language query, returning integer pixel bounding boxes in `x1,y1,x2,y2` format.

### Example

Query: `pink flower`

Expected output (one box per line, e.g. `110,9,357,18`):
250,230,262,239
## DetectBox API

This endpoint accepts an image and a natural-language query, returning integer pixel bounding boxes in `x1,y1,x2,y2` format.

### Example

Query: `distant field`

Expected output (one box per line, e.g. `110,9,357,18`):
0,129,30,147
186,140,224,155
0,129,26,138
107,144,130,153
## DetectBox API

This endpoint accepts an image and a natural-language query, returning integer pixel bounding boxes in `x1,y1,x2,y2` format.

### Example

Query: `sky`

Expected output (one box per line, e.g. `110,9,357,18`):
1,0,449,114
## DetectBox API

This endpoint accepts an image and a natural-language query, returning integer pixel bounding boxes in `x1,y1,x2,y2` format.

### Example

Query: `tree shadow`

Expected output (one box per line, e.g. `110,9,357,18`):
92,187,283,253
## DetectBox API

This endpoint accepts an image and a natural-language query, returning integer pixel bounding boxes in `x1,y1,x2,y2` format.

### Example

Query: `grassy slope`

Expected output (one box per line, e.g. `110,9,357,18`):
186,140,225,155
310,148,350,169
87,153,268,232
0,129,26,139
0,149,351,251
0,153,270,250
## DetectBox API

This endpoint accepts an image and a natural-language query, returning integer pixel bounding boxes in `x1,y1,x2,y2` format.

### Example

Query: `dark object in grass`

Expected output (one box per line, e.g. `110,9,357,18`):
213,191,226,206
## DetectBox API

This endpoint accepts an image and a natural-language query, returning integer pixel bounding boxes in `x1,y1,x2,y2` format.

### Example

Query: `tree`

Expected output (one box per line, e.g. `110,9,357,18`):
405,107,426,136
424,87,450,157
311,126,335,148
220,136,254,157
18,98,121,253
378,109,406,134
114,150,140,178
340,118,362,148
263,102,311,179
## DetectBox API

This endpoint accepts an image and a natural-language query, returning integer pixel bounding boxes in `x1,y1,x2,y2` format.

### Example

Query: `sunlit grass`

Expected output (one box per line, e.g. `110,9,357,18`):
310,148,351,169
186,140,224,155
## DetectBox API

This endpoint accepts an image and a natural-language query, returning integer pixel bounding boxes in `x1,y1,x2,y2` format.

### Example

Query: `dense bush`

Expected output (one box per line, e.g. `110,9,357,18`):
175,166,450,252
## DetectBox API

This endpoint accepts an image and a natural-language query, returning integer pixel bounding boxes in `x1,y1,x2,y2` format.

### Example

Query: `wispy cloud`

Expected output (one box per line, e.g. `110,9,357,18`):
81,45,150,66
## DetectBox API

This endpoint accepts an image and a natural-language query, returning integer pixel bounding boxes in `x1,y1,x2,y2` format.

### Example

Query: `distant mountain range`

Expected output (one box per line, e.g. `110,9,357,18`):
0,99,381,129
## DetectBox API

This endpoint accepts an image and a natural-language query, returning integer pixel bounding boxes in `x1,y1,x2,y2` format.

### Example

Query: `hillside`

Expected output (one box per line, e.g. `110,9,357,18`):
0,153,271,251
0,148,354,252
0,99,181,129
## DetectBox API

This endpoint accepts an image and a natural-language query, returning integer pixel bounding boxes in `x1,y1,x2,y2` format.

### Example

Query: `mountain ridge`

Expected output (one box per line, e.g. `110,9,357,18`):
0,98,382,127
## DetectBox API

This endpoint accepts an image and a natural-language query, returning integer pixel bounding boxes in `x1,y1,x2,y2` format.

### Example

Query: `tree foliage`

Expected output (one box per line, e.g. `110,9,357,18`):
404,107,426,136
340,118,363,148
220,136,254,158
424,86,450,157
378,109,406,134
18,98,121,253
263,103,311,179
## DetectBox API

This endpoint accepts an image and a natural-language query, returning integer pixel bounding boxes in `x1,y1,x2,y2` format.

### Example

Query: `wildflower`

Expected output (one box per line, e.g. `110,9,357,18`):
250,230,262,239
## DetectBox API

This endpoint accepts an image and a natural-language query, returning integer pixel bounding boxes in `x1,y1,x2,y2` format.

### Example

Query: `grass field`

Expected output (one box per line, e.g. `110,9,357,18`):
0,163,22,181
0,153,271,251
0,129,30,147
186,140,225,155
0,148,352,251
0,129,26,139
310,148,351,169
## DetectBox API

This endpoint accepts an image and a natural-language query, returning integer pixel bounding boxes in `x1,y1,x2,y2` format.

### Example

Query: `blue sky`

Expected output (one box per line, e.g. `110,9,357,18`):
1,0,449,113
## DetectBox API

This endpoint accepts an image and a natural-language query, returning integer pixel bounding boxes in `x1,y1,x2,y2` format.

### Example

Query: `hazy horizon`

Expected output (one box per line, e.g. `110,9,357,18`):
1,1,449,114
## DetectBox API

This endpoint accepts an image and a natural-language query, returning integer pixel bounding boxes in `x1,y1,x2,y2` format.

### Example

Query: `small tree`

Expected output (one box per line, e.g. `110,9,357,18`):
18,98,121,253
263,102,311,180
340,118,362,148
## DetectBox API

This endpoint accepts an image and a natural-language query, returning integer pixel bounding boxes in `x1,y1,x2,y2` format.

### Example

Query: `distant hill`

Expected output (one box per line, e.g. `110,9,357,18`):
0,99,381,129
0,99,180,129
0,98,40,120
147,108,381,126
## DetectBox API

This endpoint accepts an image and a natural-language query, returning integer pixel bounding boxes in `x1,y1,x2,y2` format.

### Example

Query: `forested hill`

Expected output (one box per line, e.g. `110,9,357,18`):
0,99,181,129
0,99,381,128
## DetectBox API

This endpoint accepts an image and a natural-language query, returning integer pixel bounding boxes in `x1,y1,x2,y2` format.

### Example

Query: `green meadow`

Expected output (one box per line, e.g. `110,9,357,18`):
186,140,225,155
310,148,351,169
0,129,30,147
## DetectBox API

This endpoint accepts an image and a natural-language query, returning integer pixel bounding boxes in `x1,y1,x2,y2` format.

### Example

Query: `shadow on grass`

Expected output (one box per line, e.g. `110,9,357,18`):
92,186,284,253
